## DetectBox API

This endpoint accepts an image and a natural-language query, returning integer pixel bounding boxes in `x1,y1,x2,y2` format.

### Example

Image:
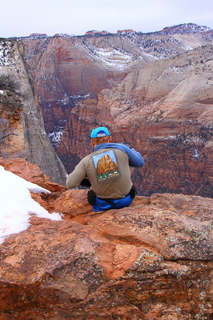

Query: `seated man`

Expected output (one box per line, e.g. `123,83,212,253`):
66,126,144,211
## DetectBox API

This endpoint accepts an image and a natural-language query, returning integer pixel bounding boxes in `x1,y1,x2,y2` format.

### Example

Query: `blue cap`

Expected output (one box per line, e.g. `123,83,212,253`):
90,126,110,138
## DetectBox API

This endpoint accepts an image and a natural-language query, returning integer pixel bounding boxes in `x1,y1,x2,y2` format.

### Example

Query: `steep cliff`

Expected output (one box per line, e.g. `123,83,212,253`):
0,39,67,185
1,158,213,320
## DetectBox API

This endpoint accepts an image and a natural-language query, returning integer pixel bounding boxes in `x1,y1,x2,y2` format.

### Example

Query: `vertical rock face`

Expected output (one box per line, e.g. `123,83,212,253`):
0,39,67,185
0,90,26,158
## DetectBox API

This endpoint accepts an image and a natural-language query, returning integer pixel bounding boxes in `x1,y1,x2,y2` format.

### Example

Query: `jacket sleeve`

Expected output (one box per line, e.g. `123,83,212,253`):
118,143,144,167
66,160,87,189
126,147,145,167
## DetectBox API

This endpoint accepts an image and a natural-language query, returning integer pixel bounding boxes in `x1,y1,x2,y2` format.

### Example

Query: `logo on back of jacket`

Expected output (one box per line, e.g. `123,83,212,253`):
92,150,120,181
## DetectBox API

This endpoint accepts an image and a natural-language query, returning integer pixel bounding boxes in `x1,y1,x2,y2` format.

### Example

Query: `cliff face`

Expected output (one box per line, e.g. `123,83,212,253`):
0,39,67,185
0,90,26,158
1,158,213,320
20,35,130,146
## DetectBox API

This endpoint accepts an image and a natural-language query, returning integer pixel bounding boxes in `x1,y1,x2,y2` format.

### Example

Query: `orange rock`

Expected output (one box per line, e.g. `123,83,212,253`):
1,159,213,319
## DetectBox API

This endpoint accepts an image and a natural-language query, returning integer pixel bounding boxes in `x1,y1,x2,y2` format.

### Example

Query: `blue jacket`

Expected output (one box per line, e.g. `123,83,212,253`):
94,143,144,167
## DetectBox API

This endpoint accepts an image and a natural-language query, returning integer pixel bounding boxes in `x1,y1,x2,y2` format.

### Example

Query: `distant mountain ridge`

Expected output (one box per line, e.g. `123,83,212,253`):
159,23,212,34
11,23,213,39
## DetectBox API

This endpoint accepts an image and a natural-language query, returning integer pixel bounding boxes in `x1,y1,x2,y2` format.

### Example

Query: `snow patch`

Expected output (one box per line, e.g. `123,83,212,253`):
0,166,61,244
48,131,63,146
94,48,132,69
190,147,200,159
168,66,181,73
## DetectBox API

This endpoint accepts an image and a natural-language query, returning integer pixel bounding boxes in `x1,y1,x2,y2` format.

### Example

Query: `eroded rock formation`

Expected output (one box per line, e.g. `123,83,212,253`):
0,159,213,319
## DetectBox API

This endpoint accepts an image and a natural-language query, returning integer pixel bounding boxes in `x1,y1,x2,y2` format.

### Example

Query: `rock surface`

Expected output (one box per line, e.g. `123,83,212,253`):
0,39,67,185
1,159,213,319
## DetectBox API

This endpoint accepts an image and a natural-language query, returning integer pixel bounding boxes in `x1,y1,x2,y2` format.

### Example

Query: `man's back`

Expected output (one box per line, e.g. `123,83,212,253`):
80,147,132,199
66,126,144,211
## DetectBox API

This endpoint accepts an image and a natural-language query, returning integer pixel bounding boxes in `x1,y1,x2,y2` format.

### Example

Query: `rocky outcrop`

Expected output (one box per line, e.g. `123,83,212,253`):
0,157,66,193
0,39,67,185
1,158,213,319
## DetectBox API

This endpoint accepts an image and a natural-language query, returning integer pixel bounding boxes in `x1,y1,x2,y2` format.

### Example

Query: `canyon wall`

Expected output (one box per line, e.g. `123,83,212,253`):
57,44,213,197
21,24,213,146
20,35,130,147
18,24,213,195
0,39,67,185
